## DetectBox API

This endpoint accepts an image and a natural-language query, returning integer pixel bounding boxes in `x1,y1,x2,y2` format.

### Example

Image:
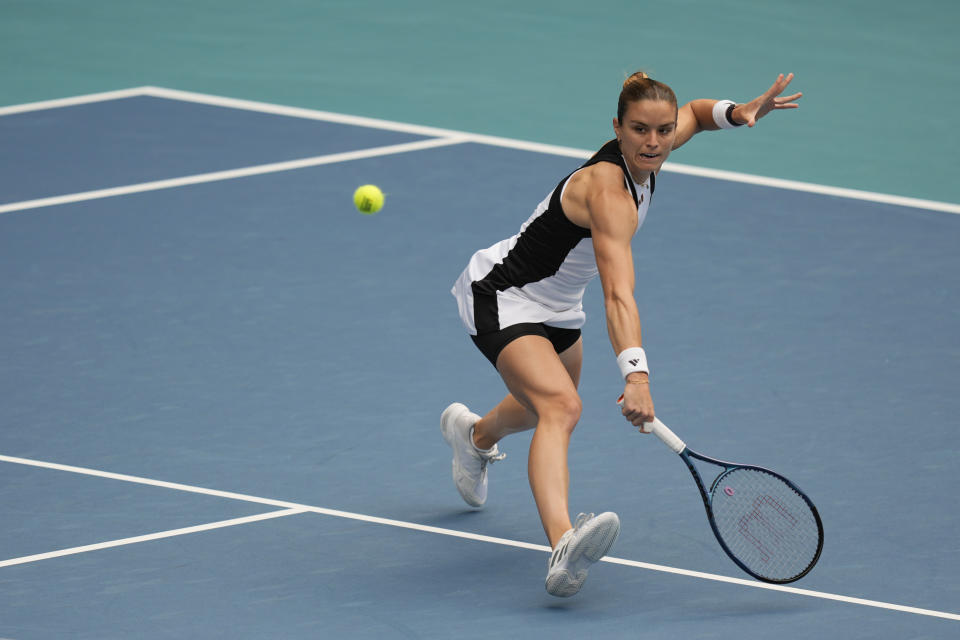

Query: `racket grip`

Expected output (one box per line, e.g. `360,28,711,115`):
617,395,686,453
647,418,686,454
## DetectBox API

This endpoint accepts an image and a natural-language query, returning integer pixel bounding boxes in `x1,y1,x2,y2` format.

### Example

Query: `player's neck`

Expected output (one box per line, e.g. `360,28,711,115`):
629,166,652,187
621,157,651,186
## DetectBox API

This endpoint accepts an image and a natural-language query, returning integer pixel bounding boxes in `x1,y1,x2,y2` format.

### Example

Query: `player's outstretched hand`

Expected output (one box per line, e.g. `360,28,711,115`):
733,73,802,127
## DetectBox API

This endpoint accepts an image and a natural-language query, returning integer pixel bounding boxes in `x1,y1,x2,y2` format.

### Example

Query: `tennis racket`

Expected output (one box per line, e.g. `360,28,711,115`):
619,398,824,583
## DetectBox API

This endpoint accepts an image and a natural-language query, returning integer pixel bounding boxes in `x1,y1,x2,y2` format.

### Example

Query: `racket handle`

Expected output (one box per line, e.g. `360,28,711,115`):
646,418,686,454
617,395,687,453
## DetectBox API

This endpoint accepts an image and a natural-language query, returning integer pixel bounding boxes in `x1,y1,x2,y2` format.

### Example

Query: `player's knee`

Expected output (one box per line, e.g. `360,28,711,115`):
539,393,581,434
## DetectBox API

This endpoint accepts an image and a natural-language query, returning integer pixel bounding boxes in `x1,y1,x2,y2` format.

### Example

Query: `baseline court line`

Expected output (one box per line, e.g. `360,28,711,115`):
0,137,466,215
1,453,957,622
0,88,148,117
0,508,307,569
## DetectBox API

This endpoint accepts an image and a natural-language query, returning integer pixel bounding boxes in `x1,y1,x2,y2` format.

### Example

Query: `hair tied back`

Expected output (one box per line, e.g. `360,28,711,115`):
623,70,650,88
617,70,676,122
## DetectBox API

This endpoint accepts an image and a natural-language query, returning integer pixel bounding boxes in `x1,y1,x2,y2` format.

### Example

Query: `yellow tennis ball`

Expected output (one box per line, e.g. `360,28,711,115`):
353,184,384,214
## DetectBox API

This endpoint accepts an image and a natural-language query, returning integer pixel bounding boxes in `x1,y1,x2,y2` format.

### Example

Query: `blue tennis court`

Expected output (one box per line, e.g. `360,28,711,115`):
1,88,958,638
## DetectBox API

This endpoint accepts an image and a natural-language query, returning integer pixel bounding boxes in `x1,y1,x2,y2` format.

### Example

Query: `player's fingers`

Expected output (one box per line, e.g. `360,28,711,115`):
764,73,795,100
775,72,794,91
776,92,803,103
762,73,786,97
631,412,654,427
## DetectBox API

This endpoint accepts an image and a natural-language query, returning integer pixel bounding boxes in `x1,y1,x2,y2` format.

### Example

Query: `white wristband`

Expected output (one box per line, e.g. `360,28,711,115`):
617,347,649,379
712,100,743,129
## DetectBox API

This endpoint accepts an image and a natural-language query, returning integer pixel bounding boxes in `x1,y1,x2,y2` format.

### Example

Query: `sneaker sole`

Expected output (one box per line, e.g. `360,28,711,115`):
545,567,587,598
545,513,620,597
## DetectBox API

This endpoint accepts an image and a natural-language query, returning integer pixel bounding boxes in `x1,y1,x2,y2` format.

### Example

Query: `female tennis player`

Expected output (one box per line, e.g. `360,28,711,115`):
443,71,802,597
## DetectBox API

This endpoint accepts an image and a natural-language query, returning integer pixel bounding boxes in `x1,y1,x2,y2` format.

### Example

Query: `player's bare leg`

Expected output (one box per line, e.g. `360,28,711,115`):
472,339,582,450
492,336,583,546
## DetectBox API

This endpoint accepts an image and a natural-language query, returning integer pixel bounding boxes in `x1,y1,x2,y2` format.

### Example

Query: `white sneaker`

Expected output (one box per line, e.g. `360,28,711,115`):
440,402,505,508
545,512,620,597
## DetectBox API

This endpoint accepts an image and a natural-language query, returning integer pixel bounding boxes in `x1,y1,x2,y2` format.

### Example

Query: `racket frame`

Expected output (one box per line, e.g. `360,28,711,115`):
648,417,824,584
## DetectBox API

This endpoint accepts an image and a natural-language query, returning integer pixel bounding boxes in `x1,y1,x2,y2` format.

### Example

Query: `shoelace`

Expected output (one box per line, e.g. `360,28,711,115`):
478,446,506,466
550,513,595,568
572,512,594,531
468,426,506,466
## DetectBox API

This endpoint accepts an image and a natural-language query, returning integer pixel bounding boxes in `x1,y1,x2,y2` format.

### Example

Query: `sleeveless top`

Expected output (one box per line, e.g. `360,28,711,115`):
452,139,654,335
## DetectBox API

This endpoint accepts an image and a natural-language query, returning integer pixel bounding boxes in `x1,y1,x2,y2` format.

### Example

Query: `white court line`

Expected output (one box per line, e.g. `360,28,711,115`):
1,454,957,622
656,163,960,214
0,508,306,569
140,86,594,161
0,87,147,117
0,137,466,215
2,86,958,215
142,86,960,215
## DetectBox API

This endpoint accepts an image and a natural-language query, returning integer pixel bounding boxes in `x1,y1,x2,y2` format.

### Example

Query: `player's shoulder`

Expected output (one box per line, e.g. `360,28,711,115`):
571,161,627,194
561,162,624,228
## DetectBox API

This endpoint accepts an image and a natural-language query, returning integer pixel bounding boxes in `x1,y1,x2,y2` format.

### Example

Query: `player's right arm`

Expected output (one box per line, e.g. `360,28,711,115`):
566,163,654,427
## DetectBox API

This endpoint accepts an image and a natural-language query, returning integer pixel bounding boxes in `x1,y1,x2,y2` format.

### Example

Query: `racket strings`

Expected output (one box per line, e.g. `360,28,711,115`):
710,467,821,582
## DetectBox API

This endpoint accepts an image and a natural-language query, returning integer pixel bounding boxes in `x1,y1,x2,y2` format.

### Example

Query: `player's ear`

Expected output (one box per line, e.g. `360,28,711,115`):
612,117,621,140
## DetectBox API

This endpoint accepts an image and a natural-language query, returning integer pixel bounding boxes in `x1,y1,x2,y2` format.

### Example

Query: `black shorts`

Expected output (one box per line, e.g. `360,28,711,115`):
470,323,581,367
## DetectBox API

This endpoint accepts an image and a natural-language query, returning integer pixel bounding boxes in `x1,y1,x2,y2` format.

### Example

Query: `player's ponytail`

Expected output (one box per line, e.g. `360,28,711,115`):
617,71,677,122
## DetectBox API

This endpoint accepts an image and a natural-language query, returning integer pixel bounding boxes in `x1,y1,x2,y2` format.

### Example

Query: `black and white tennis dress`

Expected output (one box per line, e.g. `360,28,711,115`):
452,139,654,337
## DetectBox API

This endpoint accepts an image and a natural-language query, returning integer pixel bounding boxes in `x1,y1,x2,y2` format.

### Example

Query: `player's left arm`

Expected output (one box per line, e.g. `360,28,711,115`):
672,73,802,150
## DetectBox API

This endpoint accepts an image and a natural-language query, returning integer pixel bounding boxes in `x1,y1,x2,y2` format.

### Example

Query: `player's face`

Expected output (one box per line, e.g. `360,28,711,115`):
614,99,677,178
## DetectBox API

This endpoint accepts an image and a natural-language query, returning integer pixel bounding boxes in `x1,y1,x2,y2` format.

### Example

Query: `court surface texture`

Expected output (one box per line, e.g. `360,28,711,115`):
1,87,958,638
